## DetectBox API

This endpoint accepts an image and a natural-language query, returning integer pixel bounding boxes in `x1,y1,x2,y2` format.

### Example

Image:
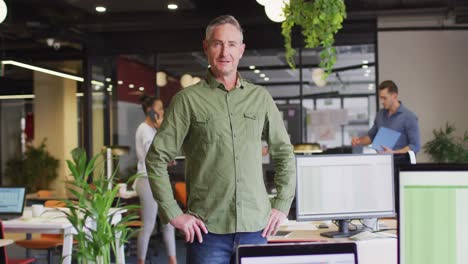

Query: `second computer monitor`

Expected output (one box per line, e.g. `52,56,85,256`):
296,154,395,237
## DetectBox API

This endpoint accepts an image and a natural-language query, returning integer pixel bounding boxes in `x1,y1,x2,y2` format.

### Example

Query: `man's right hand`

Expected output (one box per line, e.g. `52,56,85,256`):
170,214,208,243
351,137,361,146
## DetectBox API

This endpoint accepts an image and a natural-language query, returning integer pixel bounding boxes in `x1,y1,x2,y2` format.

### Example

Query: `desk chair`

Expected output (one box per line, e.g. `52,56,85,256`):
15,200,69,264
0,222,36,264
174,182,187,209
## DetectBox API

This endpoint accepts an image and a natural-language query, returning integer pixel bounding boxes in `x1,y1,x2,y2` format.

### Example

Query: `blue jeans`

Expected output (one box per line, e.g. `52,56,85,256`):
186,230,267,264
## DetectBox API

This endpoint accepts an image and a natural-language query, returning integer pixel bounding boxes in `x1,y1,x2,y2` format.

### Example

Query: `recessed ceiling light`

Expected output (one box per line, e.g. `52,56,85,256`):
362,65,369,69
364,73,370,77
365,69,371,73
264,77,270,81
118,80,123,85
95,6,106,13
260,73,266,78
139,87,145,91
105,77,111,82
129,84,135,88
362,60,369,64
254,69,260,74
107,87,112,92
249,65,255,70
168,3,178,10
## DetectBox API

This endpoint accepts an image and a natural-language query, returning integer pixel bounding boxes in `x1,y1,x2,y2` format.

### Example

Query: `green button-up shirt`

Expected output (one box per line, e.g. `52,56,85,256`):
146,71,296,234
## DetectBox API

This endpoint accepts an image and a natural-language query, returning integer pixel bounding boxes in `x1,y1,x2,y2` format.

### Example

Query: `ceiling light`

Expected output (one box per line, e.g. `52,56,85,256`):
94,85,101,90
362,65,369,69
249,65,255,70
0,94,35,100
192,76,201,85
108,84,113,88
2,60,83,82
365,69,371,73
260,73,266,78
180,74,193,88
105,77,111,82
168,3,178,10
254,69,260,74
256,0,270,6
107,87,112,92
265,0,289,23
91,80,105,86
362,60,369,64
264,77,270,81
364,73,370,77
118,80,123,85
0,0,7,24
129,84,135,88
368,84,374,90
156,71,168,87
311,68,327,87
139,87,145,91
95,6,106,13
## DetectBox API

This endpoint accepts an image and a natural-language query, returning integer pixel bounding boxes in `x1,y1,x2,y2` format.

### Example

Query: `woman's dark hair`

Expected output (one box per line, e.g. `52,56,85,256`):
140,95,159,115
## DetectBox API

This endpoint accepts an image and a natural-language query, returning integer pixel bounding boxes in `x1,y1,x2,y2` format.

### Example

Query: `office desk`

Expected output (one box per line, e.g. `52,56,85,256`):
3,207,126,264
269,220,397,264
0,239,13,247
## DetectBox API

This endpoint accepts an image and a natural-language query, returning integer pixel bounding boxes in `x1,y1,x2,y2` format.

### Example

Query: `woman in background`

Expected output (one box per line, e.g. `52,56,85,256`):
135,95,177,264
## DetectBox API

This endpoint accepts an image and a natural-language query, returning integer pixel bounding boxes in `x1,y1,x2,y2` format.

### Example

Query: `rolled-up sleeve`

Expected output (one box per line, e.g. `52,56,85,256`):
145,92,190,224
368,116,378,140
263,94,296,214
406,114,421,153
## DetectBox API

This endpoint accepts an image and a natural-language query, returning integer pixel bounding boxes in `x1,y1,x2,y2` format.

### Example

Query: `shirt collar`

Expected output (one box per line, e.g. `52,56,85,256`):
205,70,245,91
384,101,404,115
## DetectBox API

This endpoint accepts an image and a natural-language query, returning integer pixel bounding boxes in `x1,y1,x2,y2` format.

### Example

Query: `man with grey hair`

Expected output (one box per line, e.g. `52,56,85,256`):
146,15,296,264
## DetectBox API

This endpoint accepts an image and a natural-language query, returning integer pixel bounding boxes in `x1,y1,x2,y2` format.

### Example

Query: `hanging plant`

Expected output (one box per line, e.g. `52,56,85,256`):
282,0,346,76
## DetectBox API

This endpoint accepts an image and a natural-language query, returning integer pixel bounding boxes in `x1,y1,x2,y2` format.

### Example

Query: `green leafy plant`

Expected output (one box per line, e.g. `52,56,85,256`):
282,0,346,76
424,123,468,163
5,139,59,192
63,148,140,264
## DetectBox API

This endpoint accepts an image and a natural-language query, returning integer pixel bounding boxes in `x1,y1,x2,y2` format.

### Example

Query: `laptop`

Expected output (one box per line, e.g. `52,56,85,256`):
0,187,26,221
237,242,358,264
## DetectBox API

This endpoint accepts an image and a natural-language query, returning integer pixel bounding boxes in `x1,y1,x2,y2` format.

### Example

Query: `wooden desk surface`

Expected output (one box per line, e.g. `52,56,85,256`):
269,219,397,243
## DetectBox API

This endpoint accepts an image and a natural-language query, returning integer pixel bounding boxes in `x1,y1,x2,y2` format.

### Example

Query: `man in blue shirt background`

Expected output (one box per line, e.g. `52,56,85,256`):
352,80,420,155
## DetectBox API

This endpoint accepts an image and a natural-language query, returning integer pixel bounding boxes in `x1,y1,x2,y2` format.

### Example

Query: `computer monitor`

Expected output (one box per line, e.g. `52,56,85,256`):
237,242,358,264
0,187,26,220
296,154,395,238
398,164,468,264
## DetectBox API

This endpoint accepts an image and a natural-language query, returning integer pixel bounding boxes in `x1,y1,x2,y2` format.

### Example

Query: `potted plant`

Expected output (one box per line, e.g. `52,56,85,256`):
424,123,468,163
5,138,59,192
63,148,140,264
282,0,346,76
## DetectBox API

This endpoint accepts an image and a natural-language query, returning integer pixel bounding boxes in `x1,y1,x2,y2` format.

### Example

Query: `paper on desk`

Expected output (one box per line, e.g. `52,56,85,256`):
280,220,318,231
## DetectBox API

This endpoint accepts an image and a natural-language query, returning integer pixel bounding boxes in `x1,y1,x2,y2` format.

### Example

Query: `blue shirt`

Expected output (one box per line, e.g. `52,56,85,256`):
368,102,421,153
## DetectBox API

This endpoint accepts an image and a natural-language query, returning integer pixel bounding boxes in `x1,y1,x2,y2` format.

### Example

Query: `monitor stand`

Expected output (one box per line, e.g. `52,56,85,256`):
320,220,362,238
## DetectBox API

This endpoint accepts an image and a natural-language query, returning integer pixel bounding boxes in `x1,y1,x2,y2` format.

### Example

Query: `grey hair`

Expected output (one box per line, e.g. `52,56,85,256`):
205,15,244,43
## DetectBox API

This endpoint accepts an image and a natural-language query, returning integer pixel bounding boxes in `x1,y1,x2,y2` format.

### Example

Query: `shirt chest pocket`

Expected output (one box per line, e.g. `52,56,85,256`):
243,112,260,140
191,114,222,144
